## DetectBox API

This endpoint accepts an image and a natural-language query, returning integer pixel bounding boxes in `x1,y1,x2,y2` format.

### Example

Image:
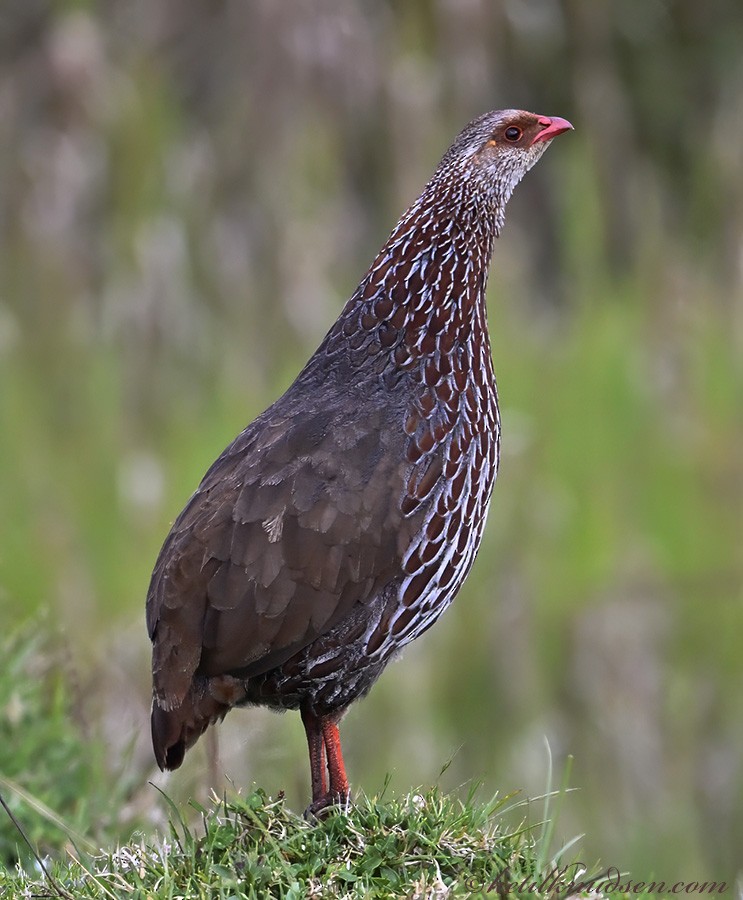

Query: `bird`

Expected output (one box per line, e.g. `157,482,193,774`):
146,108,573,815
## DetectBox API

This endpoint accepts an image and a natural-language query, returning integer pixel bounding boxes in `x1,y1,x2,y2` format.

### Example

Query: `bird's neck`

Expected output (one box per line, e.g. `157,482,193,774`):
355,178,501,362
309,177,503,387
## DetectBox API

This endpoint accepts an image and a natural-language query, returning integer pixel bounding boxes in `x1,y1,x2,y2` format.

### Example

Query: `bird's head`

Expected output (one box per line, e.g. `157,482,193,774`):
436,108,573,222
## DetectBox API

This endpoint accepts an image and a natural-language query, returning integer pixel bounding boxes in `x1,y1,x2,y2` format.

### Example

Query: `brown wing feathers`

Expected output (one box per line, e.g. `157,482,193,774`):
147,394,408,746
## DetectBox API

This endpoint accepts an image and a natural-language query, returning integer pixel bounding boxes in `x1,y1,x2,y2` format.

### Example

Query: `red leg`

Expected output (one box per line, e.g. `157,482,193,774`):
300,705,327,804
321,717,350,804
300,705,350,817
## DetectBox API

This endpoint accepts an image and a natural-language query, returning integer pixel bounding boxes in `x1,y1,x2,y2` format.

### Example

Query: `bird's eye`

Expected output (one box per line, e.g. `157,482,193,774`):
504,126,522,143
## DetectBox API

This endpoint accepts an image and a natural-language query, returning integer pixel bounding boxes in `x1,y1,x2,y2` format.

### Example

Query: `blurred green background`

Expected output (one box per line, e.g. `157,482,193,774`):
1,0,741,883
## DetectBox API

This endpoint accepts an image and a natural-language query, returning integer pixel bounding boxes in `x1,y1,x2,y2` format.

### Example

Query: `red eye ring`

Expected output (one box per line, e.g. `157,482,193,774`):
504,126,522,142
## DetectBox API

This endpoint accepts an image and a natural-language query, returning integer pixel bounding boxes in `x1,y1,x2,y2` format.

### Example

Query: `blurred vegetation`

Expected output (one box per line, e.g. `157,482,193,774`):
0,623,140,866
0,0,741,886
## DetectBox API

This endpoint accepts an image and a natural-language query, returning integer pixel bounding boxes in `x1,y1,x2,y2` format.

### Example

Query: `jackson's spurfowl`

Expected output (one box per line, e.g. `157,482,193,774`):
147,108,573,814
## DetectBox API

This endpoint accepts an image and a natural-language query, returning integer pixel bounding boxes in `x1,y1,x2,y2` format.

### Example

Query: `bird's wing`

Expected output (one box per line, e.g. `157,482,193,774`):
147,392,416,709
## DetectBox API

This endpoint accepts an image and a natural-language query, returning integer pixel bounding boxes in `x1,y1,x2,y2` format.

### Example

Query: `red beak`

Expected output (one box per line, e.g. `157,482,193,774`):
531,115,574,145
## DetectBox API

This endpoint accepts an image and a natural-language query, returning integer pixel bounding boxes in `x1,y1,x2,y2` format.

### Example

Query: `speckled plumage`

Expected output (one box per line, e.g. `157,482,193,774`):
146,108,572,813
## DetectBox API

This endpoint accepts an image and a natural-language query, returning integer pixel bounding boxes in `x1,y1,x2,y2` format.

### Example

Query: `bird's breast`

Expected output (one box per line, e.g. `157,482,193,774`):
365,327,500,651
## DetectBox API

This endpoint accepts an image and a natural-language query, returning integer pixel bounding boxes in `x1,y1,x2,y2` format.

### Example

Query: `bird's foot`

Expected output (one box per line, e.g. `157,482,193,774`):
303,790,351,822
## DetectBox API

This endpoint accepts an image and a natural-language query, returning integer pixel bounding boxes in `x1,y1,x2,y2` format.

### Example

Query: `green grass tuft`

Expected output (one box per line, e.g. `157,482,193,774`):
0,786,627,899
0,789,564,900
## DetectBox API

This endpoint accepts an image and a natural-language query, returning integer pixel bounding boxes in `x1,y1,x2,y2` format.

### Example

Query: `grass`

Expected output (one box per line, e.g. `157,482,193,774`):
0,785,630,899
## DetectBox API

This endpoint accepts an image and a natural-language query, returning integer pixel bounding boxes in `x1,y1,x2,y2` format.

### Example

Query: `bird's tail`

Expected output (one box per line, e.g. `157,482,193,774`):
151,685,230,771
